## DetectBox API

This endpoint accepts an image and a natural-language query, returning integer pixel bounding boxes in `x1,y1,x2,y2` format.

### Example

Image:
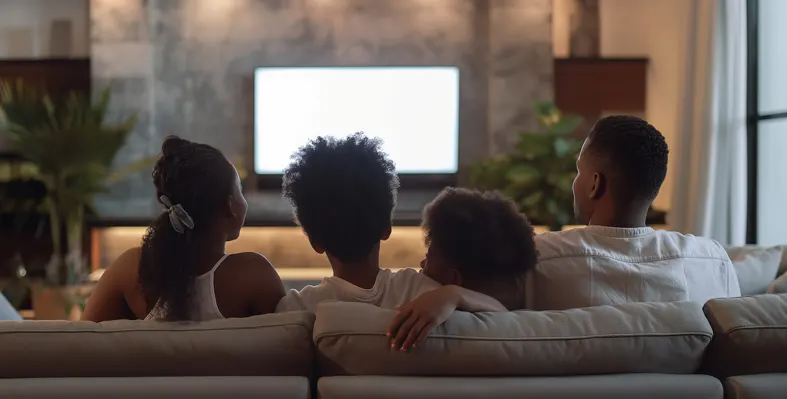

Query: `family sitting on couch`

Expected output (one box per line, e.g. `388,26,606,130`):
80,115,741,351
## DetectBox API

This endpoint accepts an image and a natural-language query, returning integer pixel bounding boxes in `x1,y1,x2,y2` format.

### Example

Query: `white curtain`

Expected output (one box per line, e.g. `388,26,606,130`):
669,0,748,246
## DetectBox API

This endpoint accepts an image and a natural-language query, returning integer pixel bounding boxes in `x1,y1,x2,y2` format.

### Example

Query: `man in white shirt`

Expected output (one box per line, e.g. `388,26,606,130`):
528,116,740,310
275,134,499,314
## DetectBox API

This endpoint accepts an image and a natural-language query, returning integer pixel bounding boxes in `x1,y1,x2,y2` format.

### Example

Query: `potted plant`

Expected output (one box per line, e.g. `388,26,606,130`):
0,80,144,318
470,101,584,231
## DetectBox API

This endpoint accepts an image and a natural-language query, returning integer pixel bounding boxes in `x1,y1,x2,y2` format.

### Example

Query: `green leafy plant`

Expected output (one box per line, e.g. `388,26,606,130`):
470,101,584,230
0,79,145,285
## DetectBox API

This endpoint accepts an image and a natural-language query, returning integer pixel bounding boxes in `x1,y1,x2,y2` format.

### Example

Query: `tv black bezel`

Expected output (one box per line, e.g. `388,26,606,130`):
251,65,461,190
255,173,458,191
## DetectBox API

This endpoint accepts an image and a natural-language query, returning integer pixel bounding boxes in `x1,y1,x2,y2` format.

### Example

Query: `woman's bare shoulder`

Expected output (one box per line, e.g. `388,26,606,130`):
222,252,279,280
221,252,282,286
105,247,142,278
98,247,140,278
216,252,285,315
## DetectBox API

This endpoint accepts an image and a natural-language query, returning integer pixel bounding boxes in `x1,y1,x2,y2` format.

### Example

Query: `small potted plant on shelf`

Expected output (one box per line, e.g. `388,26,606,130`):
470,101,584,231
0,79,147,319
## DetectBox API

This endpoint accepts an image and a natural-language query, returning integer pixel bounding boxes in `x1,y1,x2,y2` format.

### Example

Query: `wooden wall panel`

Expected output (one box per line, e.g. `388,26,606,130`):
554,58,648,115
0,58,90,98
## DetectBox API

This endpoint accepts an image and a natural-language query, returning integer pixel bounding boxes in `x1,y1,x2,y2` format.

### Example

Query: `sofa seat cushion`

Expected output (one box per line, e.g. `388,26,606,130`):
0,376,310,399
318,375,723,399
724,374,787,399
702,294,787,378
313,301,713,376
0,312,314,378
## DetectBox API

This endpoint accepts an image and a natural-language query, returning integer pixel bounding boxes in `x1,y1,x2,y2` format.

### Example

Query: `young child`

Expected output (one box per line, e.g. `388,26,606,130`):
275,134,501,319
387,187,538,350
83,137,284,322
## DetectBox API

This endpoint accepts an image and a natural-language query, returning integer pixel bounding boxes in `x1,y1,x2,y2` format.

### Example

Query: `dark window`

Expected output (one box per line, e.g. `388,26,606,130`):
747,0,787,244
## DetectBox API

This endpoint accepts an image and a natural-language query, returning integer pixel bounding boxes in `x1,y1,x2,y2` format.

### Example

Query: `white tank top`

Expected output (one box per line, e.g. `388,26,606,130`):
144,254,229,321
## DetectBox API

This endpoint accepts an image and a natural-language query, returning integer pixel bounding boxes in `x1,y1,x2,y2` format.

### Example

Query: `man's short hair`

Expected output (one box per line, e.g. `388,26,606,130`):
586,115,669,202
422,187,537,308
282,133,399,262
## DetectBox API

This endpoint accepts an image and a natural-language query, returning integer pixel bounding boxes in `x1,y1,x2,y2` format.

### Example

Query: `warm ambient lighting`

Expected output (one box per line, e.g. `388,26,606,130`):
194,0,238,14
89,267,410,282
91,225,557,273
561,225,669,231
91,226,427,271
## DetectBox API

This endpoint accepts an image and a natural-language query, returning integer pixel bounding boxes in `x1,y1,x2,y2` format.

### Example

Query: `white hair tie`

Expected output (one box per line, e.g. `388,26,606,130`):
160,195,195,234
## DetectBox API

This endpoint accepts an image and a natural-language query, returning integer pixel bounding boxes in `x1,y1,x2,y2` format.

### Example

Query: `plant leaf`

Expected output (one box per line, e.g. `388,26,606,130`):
520,191,543,208
533,101,557,118
104,155,157,186
506,164,540,185
553,137,583,158
0,79,138,221
550,115,584,135
515,133,552,159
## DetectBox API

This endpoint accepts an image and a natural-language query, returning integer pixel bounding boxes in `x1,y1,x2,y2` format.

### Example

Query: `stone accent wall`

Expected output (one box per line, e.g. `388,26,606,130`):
91,0,553,218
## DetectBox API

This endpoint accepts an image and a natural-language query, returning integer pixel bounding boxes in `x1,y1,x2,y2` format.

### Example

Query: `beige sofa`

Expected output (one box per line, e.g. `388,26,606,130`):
0,294,784,399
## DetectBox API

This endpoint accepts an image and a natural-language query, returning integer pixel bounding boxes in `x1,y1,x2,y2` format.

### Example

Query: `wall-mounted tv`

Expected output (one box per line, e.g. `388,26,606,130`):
253,66,460,177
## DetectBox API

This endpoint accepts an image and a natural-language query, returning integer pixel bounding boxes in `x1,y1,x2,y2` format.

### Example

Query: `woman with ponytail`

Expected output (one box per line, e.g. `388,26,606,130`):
83,136,284,321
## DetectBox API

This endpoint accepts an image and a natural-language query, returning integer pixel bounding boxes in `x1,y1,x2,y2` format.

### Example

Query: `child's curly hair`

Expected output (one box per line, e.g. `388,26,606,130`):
422,187,538,309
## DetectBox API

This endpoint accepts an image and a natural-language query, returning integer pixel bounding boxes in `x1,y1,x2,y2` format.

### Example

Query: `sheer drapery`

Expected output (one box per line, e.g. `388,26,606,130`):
669,0,747,246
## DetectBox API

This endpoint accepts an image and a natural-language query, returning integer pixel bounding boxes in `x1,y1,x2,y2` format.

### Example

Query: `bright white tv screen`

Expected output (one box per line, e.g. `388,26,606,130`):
254,67,460,175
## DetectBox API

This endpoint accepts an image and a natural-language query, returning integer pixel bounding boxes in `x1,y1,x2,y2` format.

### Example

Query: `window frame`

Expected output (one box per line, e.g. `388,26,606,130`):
746,0,787,243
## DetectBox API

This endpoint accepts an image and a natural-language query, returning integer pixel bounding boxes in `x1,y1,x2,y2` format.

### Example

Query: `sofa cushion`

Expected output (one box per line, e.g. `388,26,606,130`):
0,311,314,378
318,375,723,399
0,377,310,399
701,294,787,378
313,301,713,376
727,246,783,295
724,374,787,399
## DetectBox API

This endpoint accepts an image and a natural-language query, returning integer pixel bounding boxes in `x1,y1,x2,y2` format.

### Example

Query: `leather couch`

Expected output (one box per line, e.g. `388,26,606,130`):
0,294,784,399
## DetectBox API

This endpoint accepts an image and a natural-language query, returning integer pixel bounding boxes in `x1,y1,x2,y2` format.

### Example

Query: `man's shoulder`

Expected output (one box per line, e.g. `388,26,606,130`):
534,229,584,244
534,227,730,262
534,229,589,259
651,230,730,259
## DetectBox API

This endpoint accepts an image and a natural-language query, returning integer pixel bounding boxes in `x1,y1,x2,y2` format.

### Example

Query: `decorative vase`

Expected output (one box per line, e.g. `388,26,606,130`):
45,205,87,286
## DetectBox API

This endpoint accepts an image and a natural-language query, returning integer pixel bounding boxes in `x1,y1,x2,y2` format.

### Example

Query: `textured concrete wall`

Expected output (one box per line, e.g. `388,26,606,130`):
91,0,553,219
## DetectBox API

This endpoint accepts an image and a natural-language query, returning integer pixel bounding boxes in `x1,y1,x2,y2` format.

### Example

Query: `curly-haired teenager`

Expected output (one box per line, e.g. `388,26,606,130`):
275,134,503,321
83,137,284,322
531,115,740,310
388,187,538,351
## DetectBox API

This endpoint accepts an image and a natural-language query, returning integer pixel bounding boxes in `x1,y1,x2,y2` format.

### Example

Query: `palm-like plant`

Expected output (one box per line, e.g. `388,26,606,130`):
0,80,138,284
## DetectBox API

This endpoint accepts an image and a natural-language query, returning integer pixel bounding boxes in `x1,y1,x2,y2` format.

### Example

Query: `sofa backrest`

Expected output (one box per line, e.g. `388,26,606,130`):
0,311,315,378
701,293,787,378
313,301,713,377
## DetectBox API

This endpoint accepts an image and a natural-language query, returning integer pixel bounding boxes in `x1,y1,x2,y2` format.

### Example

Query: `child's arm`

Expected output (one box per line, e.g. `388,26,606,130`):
451,285,508,312
386,285,506,351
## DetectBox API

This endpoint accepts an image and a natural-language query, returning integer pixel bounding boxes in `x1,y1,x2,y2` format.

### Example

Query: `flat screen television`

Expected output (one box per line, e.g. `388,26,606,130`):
253,66,460,183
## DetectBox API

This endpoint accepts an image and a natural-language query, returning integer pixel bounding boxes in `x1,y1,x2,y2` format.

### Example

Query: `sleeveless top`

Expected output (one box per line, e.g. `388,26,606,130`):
144,254,229,321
